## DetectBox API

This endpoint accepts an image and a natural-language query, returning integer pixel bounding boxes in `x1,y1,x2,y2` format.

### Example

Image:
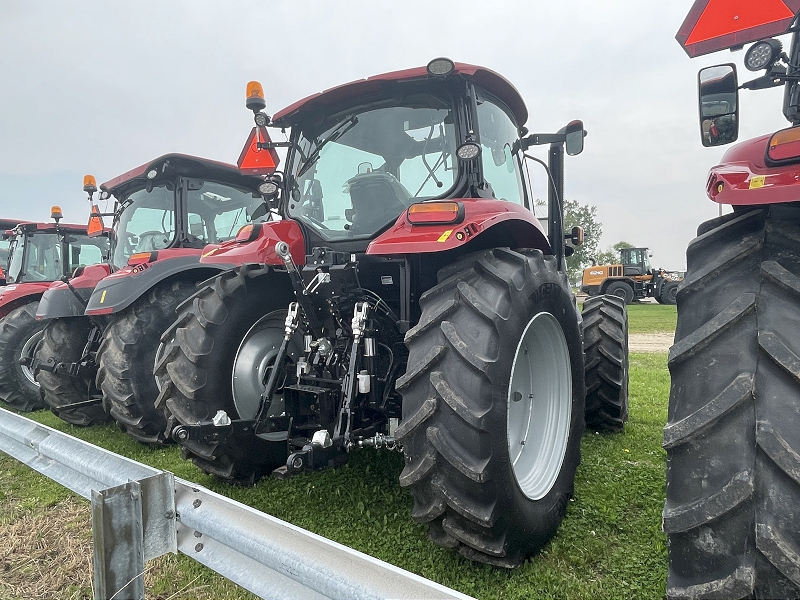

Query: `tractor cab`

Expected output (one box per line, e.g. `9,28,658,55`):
244,59,583,257
88,155,271,269
3,212,110,285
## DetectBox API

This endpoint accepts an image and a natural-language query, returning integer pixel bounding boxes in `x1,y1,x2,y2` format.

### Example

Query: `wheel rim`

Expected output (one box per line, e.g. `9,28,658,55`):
610,287,627,302
19,328,45,387
232,310,299,419
507,312,572,501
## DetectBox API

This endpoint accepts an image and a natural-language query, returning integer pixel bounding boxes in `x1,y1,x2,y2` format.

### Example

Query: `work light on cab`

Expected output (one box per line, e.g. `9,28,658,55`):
745,39,783,72
426,57,455,77
258,180,279,197
406,201,464,225
456,142,481,160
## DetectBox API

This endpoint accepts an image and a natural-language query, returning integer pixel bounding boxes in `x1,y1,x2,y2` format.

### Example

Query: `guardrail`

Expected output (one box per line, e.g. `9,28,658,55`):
0,407,475,600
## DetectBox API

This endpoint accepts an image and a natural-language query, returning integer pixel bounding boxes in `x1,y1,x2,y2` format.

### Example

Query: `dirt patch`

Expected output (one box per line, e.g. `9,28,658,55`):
629,332,674,353
0,496,93,599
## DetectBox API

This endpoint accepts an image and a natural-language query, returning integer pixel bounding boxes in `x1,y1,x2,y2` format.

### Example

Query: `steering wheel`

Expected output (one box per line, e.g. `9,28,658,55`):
134,230,169,252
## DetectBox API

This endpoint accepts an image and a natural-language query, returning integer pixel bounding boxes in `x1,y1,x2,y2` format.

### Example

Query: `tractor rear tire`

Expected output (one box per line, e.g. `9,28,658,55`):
397,248,585,567
35,317,110,426
581,295,628,432
0,302,47,411
664,204,800,599
96,280,197,445
154,265,294,484
660,281,678,305
605,281,634,305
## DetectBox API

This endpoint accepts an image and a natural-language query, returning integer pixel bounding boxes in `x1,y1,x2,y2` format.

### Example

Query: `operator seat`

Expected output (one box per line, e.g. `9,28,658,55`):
346,172,411,235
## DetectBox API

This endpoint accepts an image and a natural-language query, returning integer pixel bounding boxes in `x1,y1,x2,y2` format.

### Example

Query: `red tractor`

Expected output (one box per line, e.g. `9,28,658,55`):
666,4,800,598
155,59,630,566
33,156,271,439
0,210,110,411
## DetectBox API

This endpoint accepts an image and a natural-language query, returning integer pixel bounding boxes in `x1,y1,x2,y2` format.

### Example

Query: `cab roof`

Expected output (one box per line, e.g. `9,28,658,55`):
272,62,528,128
101,153,264,195
10,222,110,235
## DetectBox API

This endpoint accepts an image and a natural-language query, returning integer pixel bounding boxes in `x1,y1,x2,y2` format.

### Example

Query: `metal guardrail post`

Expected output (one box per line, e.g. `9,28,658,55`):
91,472,176,600
92,480,146,600
0,408,475,600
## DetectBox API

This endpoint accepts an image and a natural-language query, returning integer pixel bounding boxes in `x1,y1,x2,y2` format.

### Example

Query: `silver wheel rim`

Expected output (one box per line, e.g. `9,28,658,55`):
20,328,45,387
507,312,572,501
232,310,299,419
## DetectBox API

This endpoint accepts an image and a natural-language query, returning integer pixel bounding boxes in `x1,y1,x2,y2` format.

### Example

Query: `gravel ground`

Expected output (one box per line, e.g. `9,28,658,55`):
629,332,674,353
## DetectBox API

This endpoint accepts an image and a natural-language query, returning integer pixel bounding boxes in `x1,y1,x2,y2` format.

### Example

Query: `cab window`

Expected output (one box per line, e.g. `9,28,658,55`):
476,95,525,206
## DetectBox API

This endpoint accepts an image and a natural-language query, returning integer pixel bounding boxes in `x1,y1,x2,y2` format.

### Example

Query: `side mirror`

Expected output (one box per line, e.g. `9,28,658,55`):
565,120,585,156
699,64,739,147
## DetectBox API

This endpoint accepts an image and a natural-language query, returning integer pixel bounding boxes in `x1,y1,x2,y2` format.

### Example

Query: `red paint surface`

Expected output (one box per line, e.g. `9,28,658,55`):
707,134,800,205
273,63,528,128
0,282,50,317
367,199,549,255
199,220,306,267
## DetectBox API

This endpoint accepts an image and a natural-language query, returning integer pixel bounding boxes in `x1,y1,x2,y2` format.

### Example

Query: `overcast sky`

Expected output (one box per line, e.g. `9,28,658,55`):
0,0,793,270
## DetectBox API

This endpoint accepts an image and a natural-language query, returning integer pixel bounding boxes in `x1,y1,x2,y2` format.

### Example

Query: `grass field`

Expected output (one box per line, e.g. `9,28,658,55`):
0,305,673,600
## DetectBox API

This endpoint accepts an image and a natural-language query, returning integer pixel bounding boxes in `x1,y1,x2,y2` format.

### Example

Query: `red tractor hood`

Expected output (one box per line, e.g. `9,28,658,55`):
707,134,800,205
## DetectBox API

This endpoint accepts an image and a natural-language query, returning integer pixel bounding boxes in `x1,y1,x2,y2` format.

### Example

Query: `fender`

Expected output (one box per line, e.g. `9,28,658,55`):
198,220,306,268
0,282,51,319
367,199,550,256
707,133,800,206
85,252,234,316
36,263,113,320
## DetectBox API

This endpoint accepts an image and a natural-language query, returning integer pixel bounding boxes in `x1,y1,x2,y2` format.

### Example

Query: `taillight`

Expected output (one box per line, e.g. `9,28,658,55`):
406,202,464,225
767,127,800,163
235,223,262,243
128,251,158,265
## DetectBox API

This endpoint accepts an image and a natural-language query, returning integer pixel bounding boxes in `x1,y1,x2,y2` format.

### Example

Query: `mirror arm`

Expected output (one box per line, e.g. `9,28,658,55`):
521,132,566,150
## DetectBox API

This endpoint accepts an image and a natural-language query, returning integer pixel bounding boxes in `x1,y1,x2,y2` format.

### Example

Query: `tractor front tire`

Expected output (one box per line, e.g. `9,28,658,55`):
0,302,47,411
397,248,585,567
582,295,628,432
35,317,110,426
605,281,634,305
155,265,294,484
96,280,197,445
665,205,800,599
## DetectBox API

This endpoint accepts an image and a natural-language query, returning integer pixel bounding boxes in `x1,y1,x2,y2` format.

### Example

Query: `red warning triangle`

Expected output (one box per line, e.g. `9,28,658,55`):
87,205,105,237
237,126,280,175
677,0,800,57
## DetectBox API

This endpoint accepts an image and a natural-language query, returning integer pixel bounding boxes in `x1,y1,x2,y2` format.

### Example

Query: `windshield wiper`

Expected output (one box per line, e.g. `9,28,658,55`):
297,115,359,178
